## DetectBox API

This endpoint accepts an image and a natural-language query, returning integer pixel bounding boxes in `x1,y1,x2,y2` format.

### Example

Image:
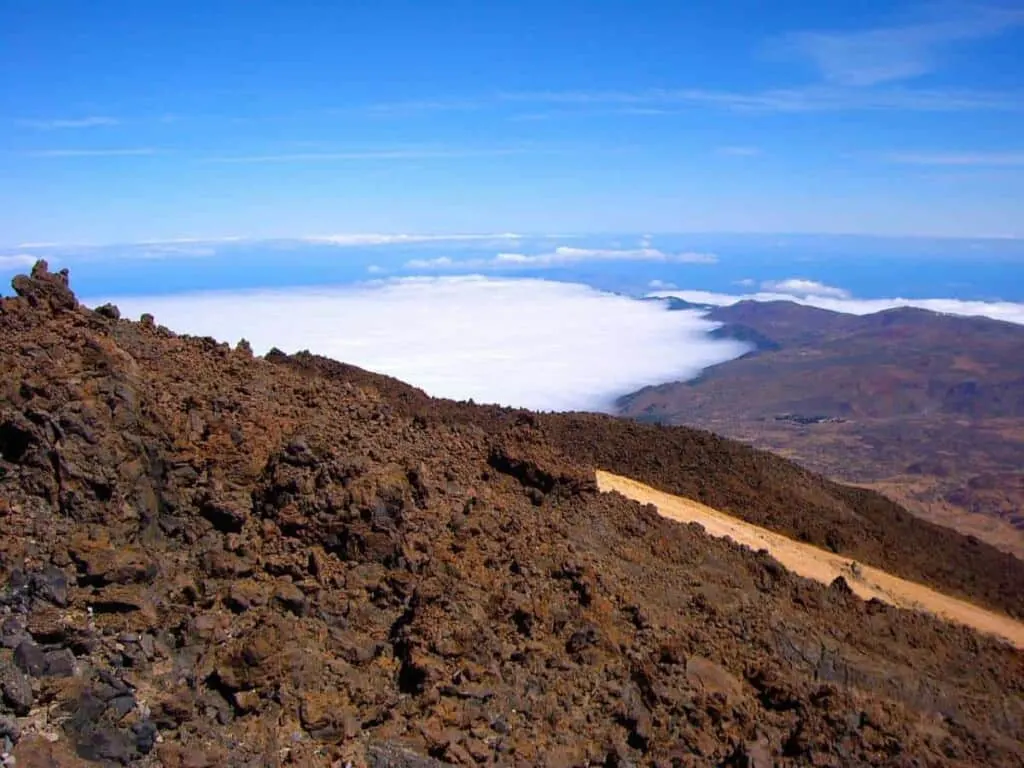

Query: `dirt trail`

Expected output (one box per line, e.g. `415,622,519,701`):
597,470,1024,650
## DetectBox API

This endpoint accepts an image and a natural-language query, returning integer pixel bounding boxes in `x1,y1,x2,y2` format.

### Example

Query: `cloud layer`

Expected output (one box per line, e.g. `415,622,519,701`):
0,253,37,270
402,246,718,271
88,277,749,412
649,278,1024,326
304,233,522,247
19,116,119,130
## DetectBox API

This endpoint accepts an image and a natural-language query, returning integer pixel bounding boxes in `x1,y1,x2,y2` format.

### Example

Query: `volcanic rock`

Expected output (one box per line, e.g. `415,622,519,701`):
0,261,1022,765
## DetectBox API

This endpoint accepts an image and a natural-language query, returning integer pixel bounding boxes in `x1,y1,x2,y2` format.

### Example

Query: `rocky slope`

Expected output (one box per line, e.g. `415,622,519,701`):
1,263,1023,767
276,353,1024,620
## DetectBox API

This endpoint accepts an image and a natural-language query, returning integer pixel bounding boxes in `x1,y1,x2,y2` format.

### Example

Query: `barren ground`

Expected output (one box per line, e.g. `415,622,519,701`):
597,470,1024,650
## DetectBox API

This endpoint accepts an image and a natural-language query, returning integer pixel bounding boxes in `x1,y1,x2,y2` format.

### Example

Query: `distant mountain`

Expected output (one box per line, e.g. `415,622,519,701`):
619,300,1024,556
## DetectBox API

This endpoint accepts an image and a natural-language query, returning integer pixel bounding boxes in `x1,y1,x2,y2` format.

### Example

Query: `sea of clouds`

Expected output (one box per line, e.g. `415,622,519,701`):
88,276,751,411
8,233,1024,411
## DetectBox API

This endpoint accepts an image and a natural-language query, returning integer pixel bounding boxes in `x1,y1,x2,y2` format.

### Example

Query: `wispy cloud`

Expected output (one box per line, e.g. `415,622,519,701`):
508,246,720,266
306,233,522,247
883,151,1024,167
89,277,748,411
132,236,245,245
405,256,459,269
347,99,483,115
204,147,531,163
777,5,1024,86
402,245,719,271
25,148,157,158
19,116,119,130
0,253,39,270
500,86,1024,113
717,145,762,157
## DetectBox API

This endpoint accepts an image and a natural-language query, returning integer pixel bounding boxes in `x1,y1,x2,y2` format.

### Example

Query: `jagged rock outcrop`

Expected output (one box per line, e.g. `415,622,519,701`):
0,262,1022,766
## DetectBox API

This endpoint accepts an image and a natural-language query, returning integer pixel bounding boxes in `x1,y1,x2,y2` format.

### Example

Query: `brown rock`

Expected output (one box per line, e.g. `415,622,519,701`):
224,580,267,612
86,584,150,614
272,580,307,617
68,539,156,586
686,656,744,701
12,735,90,767
201,550,252,579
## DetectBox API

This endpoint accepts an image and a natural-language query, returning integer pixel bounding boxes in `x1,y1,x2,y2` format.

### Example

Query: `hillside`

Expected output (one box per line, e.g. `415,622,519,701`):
1,263,1023,767
619,300,1024,558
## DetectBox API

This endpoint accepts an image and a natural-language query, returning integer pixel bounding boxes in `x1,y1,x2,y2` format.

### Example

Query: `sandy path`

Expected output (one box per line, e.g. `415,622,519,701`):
596,470,1024,650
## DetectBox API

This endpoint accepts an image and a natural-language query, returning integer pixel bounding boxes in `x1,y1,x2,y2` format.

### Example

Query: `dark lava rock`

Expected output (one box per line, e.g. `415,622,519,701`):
1,666,33,716
13,640,46,677
132,719,158,754
74,725,135,764
43,649,76,677
0,714,19,744
95,303,121,320
32,565,69,607
108,694,136,720
829,575,854,596
0,617,28,650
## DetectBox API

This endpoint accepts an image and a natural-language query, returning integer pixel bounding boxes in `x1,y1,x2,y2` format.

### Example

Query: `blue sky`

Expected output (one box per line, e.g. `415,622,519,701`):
2,0,1023,244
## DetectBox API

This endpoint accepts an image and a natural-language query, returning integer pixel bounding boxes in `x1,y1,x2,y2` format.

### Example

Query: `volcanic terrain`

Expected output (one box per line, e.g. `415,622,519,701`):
1,263,1023,767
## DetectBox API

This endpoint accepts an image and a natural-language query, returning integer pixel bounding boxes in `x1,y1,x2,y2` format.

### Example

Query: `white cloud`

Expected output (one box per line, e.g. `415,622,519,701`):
133,237,245,245
493,252,531,264
135,245,218,259
404,256,458,269
26,148,157,158
19,116,119,129
88,277,749,412
366,265,385,274
305,233,522,247
760,278,851,299
501,86,1024,113
0,254,38,270
499,246,718,266
400,245,719,272
204,148,530,163
778,6,1024,86
648,285,1024,326
648,279,677,290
